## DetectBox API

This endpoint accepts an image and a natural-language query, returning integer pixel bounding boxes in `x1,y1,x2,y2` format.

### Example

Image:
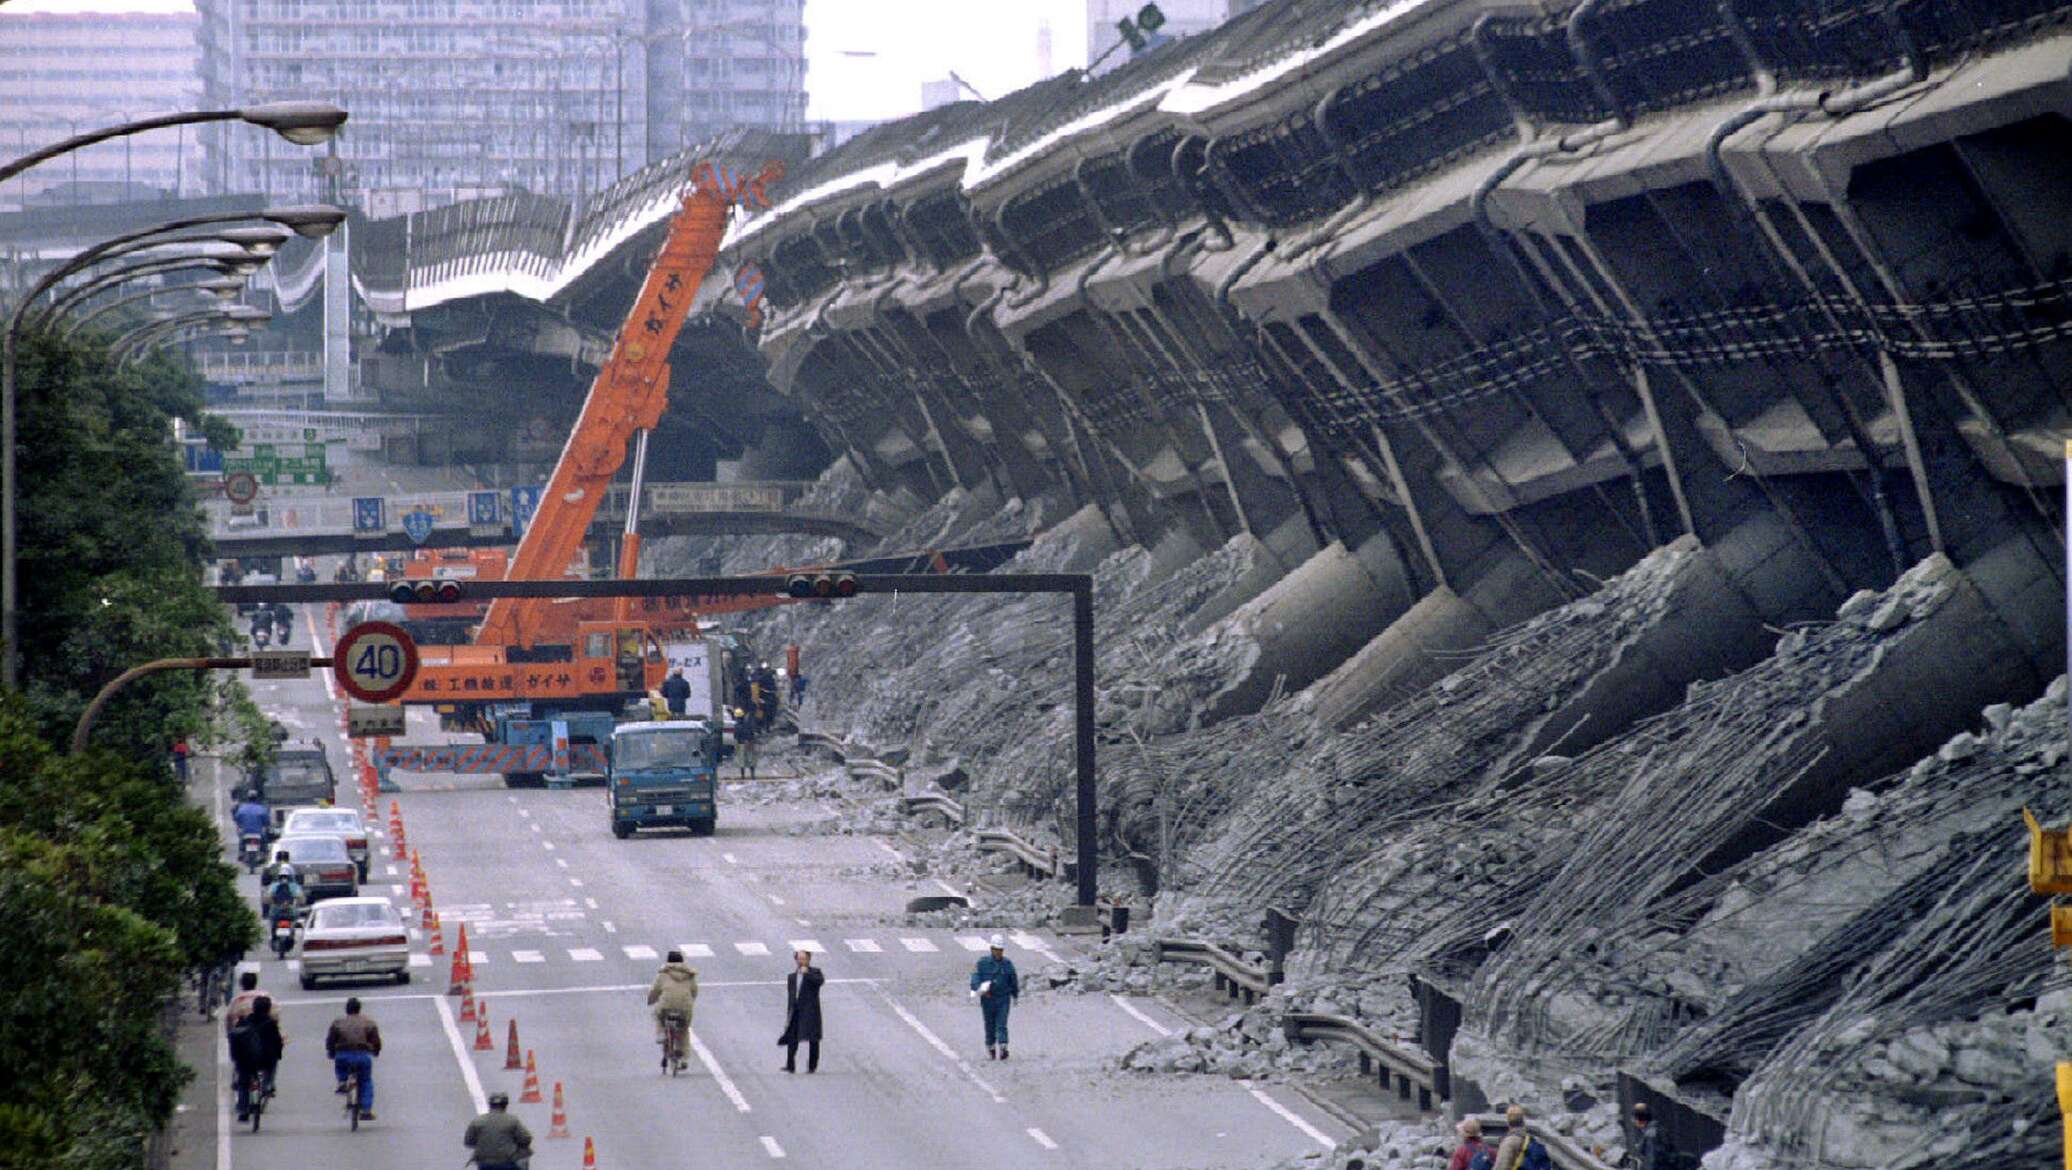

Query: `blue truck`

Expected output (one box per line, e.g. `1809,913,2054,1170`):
608,720,721,837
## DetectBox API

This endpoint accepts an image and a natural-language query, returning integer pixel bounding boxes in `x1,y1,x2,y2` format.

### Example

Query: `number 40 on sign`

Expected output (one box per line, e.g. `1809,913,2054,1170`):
332,621,419,704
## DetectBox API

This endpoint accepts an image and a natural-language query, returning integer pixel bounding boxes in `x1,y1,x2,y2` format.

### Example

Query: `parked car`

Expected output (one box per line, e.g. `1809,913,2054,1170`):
297,896,410,989
280,807,372,881
274,833,359,902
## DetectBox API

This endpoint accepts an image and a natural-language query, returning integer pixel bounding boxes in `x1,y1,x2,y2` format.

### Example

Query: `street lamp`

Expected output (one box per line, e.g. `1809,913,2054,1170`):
109,305,270,364
32,243,273,331
0,102,347,185
1,203,342,686
65,276,251,340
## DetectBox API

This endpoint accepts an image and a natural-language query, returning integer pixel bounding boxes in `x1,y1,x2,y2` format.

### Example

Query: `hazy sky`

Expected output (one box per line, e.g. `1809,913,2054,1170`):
0,0,1093,121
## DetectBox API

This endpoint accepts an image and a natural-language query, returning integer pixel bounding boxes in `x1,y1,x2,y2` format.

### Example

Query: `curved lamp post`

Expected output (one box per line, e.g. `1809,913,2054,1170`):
34,243,272,332
2,202,343,685
0,101,346,185
109,305,271,364
66,276,250,340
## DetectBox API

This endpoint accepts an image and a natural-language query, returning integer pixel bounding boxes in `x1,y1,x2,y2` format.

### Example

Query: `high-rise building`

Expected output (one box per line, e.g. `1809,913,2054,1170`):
194,0,806,212
920,78,964,112
1086,0,1231,74
0,11,203,210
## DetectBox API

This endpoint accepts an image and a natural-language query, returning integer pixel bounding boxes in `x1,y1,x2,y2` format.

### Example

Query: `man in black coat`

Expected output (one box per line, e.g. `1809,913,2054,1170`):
779,948,824,1073
660,669,691,717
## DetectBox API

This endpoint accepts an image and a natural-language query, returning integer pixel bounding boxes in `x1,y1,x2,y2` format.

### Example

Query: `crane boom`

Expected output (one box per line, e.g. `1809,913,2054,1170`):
476,158,783,648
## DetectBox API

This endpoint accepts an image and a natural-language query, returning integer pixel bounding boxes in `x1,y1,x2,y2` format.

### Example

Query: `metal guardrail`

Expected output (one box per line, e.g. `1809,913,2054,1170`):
1283,1011,1440,1111
899,792,967,825
973,827,1066,879
1462,1115,1618,1170
1151,937,1274,1003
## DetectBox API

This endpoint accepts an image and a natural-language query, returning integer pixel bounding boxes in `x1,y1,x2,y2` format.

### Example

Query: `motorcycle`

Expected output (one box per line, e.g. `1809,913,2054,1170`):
239,833,265,873
273,614,293,645
296,564,317,585
269,910,298,960
251,623,272,649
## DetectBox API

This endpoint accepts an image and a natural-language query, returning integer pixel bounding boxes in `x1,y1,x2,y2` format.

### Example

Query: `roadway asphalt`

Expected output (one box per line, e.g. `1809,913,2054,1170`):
185,602,1349,1169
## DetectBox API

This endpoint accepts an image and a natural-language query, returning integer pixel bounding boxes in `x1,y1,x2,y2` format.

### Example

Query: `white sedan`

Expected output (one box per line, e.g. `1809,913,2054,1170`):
298,897,411,989
280,807,371,880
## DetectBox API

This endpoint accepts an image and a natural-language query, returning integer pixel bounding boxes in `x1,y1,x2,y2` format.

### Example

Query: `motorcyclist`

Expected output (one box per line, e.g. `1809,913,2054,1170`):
646,950,699,1072
269,601,294,643
264,868,304,916
260,849,299,893
463,1091,533,1169
232,791,271,841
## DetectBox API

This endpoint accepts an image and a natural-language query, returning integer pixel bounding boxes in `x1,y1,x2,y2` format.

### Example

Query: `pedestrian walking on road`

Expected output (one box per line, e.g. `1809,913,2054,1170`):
1630,1102,1667,1170
970,933,1020,1060
735,709,759,779
171,736,191,782
1448,1116,1490,1170
778,948,824,1073
325,997,382,1120
662,668,691,717
463,1091,534,1170
647,949,700,1072
1488,1103,1550,1170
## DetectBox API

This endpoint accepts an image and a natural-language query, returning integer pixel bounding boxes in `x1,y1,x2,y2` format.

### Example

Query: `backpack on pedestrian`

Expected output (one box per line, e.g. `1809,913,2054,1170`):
229,1017,267,1067
1466,1149,1496,1170
1519,1137,1552,1170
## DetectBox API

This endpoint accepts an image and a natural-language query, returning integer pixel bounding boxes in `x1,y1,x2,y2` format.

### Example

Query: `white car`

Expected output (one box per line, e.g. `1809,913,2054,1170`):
280,807,371,880
298,897,410,989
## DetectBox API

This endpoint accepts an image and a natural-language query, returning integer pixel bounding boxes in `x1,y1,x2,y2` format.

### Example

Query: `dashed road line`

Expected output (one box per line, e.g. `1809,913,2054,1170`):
584,897,600,910
602,920,617,934
878,989,1004,1103
1027,1127,1059,1150
759,1135,785,1158
1238,1079,1335,1148
767,893,785,906
1111,995,1171,1036
541,840,556,852
433,993,490,1113
555,858,569,869
691,1027,751,1113
568,877,584,888
722,852,739,864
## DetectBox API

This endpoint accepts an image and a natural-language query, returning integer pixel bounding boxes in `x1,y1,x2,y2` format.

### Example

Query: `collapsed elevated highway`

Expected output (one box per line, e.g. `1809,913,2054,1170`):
661,2,2072,1168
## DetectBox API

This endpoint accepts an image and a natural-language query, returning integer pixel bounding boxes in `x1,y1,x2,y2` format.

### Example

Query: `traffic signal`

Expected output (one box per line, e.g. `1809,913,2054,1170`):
1117,3,1166,51
390,579,465,604
784,572,857,600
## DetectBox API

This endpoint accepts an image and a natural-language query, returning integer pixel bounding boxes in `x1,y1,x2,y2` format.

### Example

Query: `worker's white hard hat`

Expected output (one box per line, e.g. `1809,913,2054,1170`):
988,933,1006,950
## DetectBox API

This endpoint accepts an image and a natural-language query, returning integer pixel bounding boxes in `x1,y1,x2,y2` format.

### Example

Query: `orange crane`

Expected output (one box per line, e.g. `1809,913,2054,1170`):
398,157,783,720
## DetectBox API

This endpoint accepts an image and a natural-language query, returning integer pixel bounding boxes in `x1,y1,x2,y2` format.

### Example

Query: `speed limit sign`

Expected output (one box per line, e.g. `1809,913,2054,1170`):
333,621,420,704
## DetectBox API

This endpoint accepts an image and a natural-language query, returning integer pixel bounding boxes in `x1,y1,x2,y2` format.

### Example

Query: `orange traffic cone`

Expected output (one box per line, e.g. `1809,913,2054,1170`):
420,893,436,929
520,1050,543,1103
581,1136,597,1169
473,1004,494,1051
546,1083,570,1138
504,1020,523,1070
459,985,478,1024
447,926,469,996
428,922,445,958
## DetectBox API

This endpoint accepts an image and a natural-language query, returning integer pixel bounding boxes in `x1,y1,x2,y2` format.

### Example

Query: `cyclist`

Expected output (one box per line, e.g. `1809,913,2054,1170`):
324,997,381,1121
646,949,699,1072
228,996,284,1123
463,1091,534,1169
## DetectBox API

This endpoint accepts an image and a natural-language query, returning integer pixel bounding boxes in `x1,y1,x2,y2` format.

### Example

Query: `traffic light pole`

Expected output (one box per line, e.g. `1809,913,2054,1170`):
214,573,1104,906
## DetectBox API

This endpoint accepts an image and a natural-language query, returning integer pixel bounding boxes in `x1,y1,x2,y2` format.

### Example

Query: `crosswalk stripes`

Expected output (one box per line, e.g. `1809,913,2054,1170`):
623,944,659,961
955,936,991,952
900,938,938,953
408,953,433,967
678,943,715,958
568,948,604,962
513,950,545,964
844,938,881,953
398,932,1058,973
734,941,770,956
787,939,824,954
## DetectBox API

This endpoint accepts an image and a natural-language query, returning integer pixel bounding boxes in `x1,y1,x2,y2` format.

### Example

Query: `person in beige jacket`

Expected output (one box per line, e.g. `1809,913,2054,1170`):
647,951,699,1071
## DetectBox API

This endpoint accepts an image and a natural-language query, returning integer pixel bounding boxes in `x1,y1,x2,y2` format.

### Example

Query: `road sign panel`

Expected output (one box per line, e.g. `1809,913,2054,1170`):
224,472,260,504
353,497,385,534
402,509,435,545
333,621,419,704
347,704,406,737
510,485,542,540
467,490,501,527
249,649,311,679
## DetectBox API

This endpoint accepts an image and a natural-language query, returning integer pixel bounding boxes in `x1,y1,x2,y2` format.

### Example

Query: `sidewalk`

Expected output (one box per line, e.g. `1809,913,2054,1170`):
167,755,235,1170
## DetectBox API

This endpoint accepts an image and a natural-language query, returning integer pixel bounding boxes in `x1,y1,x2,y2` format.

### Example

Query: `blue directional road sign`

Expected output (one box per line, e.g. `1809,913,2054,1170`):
353,497,386,534
510,485,543,539
401,509,435,545
467,490,501,528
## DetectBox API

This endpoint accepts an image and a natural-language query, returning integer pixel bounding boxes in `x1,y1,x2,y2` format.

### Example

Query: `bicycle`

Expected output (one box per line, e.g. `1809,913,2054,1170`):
658,1010,688,1076
343,1067,363,1130
243,1069,273,1132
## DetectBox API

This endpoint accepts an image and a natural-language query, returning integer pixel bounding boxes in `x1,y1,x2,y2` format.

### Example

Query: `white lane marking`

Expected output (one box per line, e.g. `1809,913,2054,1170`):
1011,930,1062,963
541,840,556,852
1238,1080,1335,1148
787,939,823,954
409,953,433,968
568,877,584,888
568,948,603,962
529,823,542,834
602,920,617,934
517,809,531,818
584,897,600,910
874,838,901,858
795,918,811,927
933,879,965,899
268,976,884,1008
734,942,770,956
623,945,658,960
690,1027,751,1113
1027,1127,1059,1150
678,943,714,958
216,1002,233,1168
900,938,938,953
385,864,398,877
878,990,1005,1103
722,852,739,864
844,938,881,953
513,950,545,964
507,795,518,803
767,894,785,906
469,950,488,964
555,858,569,869
1110,995,1171,1036
433,993,490,1113
760,1135,786,1158
955,936,990,952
